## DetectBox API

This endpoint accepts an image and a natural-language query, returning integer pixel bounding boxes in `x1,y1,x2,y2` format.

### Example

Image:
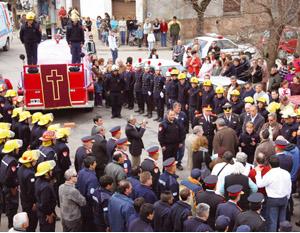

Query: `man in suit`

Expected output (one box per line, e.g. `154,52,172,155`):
218,103,241,136
242,105,265,134
125,116,146,168
106,126,121,162
91,115,103,136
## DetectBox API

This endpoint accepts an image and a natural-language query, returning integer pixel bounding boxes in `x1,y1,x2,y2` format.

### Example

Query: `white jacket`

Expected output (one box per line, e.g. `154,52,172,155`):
147,33,155,43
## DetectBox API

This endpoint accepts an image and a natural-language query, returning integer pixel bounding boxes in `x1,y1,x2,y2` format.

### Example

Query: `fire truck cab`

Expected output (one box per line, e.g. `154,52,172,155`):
18,39,94,110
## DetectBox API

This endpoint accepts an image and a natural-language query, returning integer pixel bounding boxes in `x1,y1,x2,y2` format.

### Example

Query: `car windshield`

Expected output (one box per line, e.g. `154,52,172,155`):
220,40,238,49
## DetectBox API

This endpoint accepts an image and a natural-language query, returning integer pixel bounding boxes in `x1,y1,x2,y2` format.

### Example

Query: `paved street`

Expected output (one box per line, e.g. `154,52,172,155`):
0,34,300,232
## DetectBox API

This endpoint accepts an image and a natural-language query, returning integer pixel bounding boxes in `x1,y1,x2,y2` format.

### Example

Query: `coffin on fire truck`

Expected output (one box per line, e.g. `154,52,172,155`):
18,39,94,110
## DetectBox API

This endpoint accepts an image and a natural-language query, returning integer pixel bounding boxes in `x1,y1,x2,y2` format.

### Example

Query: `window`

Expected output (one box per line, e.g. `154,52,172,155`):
220,40,238,49
223,0,241,14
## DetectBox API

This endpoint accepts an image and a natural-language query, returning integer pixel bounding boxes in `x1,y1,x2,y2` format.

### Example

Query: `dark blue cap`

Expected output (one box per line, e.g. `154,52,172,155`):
147,146,159,155
215,215,230,230
116,137,130,145
191,168,202,179
81,135,95,142
247,192,264,203
109,126,121,134
204,175,218,186
279,221,293,232
226,184,243,196
163,158,176,167
236,225,251,232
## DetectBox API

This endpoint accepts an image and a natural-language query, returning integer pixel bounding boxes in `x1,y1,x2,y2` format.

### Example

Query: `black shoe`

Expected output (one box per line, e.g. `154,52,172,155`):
134,109,140,113
153,118,159,121
176,164,183,170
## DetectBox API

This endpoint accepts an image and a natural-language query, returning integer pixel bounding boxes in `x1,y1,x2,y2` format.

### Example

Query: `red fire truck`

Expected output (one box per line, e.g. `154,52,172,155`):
18,39,94,110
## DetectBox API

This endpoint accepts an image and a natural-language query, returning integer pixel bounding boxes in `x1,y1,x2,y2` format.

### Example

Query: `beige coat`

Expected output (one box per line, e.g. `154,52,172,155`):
185,134,199,170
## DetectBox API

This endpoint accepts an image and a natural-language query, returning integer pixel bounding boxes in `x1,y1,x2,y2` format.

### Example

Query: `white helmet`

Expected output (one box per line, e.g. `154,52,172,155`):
112,65,119,71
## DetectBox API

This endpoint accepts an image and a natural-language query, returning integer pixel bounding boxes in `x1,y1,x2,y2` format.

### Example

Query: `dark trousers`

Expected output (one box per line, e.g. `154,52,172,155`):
266,197,288,232
154,96,165,118
24,43,38,65
189,106,196,124
70,42,82,64
176,142,185,165
110,92,122,117
81,206,95,232
111,49,118,64
120,31,126,45
171,34,179,47
161,32,167,47
135,91,144,111
4,188,19,229
94,92,103,106
143,94,153,114
162,144,179,161
62,218,82,232
125,90,134,108
38,214,56,232
143,34,148,47
23,206,38,232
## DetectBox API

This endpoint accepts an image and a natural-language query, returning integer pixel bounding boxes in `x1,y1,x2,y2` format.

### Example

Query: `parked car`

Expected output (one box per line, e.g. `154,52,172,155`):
0,2,13,51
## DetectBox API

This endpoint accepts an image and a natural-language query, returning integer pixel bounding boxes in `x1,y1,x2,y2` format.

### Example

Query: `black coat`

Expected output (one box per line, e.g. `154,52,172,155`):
233,210,266,232
125,124,145,156
20,21,41,44
216,201,242,231
169,200,192,232
183,217,213,232
153,200,172,232
239,131,260,164
92,135,108,178
66,23,85,44
128,217,153,232
140,158,160,196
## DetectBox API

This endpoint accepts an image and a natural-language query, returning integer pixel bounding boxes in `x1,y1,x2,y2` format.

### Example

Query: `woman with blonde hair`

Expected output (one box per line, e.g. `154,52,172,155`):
191,134,211,170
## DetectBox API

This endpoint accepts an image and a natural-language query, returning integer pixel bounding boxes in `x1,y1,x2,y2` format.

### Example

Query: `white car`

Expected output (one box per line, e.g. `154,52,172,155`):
133,59,185,76
0,2,13,51
184,33,257,59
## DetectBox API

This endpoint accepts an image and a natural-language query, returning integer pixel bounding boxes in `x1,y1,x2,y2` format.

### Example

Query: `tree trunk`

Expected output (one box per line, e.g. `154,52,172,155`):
265,24,284,68
12,2,19,29
196,12,205,35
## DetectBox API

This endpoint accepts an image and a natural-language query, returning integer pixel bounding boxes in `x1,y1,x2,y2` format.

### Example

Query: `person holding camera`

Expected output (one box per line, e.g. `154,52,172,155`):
125,116,147,168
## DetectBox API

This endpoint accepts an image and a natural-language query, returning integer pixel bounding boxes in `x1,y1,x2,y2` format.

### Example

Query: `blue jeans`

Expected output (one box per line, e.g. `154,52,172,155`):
176,141,185,165
161,32,167,47
120,31,126,45
70,42,81,64
266,197,288,232
111,49,118,64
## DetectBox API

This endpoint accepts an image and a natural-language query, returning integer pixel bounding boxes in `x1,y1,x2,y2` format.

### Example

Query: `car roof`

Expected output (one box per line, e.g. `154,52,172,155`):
141,59,181,66
195,36,229,42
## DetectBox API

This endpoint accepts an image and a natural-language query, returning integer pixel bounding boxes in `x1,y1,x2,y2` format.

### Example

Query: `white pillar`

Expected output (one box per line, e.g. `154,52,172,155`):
136,0,145,23
103,0,112,17
66,0,72,9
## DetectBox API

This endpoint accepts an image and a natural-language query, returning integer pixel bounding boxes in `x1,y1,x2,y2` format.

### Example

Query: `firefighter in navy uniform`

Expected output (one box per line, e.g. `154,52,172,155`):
0,125,15,159
115,137,132,175
123,63,135,109
74,136,94,172
141,146,161,196
0,139,22,229
37,130,57,165
280,111,299,144
0,84,7,118
30,113,54,150
106,126,121,161
18,111,31,158
233,192,266,232
158,158,179,201
158,110,185,162
19,12,42,66
177,73,190,115
141,63,154,118
152,65,166,122
202,79,215,108
133,59,145,114
17,150,40,232
2,90,17,123
29,112,43,149
193,105,217,155
218,103,241,136
11,107,23,139
188,77,201,124
213,86,228,115
195,175,224,230
229,90,244,115
166,69,179,109
34,160,57,232
105,65,125,118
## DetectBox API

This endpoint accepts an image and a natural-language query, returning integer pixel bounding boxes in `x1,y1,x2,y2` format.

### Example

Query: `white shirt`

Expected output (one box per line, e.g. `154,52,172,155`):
108,35,118,50
147,33,156,43
255,167,291,199
211,162,235,195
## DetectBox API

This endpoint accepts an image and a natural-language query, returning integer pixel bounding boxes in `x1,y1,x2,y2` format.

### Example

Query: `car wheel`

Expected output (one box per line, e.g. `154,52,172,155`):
245,52,252,60
3,38,10,51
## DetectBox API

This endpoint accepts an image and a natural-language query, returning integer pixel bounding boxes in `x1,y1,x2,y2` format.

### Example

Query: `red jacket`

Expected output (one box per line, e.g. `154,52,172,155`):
3,79,13,89
248,165,271,195
160,22,168,33
188,56,201,76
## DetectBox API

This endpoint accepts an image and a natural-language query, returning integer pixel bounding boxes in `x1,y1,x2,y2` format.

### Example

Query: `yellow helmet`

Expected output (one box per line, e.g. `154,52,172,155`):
215,86,224,94
47,123,61,132
19,150,40,164
170,69,179,76
2,139,23,154
0,122,11,130
190,77,199,84
203,80,212,87
257,97,267,104
31,112,43,124
12,107,23,118
0,129,15,139
177,73,187,80
266,102,281,113
296,108,300,116
230,90,240,96
56,127,71,139
281,106,297,118
19,111,31,122
26,12,35,20
4,89,17,98
244,96,254,104
38,113,54,126
35,160,56,177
